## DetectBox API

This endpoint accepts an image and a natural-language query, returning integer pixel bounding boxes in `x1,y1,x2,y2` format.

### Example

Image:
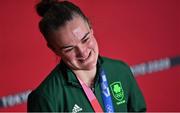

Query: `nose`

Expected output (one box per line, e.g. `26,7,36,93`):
75,44,88,59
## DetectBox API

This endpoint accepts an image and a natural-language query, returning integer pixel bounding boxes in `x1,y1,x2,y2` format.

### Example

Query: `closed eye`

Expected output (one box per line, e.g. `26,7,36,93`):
81,32,90,43
64,47,74,53
61,46,74,53
82,37,90,43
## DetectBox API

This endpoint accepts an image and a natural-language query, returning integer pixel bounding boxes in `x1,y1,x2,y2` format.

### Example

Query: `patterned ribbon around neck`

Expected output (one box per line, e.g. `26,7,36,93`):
77,77,103,113
99,68,114,113
77,67,114,113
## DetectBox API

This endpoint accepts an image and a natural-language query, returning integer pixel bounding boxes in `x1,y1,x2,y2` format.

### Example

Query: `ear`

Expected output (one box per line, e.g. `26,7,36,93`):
90,28,94,35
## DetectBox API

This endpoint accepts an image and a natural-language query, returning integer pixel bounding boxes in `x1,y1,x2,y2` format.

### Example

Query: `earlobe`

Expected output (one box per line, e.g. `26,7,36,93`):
91,29,94,35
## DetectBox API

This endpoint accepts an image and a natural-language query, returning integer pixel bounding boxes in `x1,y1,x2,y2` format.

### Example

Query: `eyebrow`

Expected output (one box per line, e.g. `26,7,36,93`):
81,32,90,41
60,32,90,50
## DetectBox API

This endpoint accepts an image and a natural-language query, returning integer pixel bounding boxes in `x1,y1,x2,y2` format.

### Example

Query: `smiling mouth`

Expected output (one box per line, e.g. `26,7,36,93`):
79,51,92,63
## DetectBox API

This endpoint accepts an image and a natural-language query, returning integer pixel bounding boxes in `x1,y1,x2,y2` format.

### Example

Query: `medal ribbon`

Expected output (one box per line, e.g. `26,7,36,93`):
77,77,103,113
99,68,114,113
77,67,114,113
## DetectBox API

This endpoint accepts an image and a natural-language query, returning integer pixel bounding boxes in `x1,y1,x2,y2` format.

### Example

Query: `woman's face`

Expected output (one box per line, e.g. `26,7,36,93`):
51,16,99,71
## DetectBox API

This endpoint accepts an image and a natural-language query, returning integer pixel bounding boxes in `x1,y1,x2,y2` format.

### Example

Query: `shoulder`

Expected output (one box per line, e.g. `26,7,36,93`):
100,56,134,86
100,56,132,73
29,63,64,102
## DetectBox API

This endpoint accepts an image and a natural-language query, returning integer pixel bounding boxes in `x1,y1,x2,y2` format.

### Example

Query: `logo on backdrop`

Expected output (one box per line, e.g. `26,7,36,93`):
110,82,126,105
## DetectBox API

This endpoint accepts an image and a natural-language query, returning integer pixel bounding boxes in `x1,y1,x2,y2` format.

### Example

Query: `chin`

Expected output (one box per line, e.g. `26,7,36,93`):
81,62,97,70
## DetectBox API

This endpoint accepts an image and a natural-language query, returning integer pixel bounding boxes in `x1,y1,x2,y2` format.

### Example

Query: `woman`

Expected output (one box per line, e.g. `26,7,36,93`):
28,0,146,112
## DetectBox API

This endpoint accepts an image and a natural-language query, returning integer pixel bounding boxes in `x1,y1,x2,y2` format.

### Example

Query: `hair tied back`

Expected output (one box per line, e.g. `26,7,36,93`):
36,0,60,17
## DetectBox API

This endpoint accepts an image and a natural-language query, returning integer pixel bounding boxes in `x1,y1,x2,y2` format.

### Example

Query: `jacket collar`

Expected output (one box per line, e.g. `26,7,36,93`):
59,56,104,87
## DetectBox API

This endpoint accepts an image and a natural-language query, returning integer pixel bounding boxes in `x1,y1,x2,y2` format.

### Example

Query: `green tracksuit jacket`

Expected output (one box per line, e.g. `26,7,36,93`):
27,56,146,112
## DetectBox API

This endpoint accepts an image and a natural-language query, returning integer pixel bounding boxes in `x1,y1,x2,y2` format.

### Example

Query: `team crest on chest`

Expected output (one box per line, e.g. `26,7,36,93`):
110,82,126,105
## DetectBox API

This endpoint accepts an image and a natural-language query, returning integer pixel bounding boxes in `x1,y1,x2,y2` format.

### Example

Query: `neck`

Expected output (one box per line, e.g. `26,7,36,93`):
73,67,97,87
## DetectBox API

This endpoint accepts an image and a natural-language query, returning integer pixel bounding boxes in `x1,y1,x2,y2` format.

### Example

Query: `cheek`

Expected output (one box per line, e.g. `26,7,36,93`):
61,52,76,61
88,37,98,50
